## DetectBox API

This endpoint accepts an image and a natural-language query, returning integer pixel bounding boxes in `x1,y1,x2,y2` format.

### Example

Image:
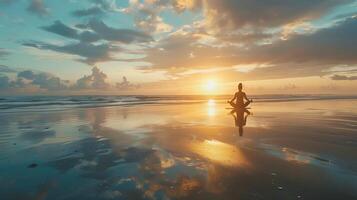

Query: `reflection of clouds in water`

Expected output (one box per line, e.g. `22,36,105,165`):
20,129,55,143
45,136,207,199
38,113,214,199
48,137,120,175
103,113,168,133
282,148,311,164
257,143,335,168
2,102,357,199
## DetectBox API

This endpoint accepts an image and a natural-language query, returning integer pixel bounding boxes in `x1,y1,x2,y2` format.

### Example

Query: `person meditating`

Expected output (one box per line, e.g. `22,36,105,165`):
228,83,253,108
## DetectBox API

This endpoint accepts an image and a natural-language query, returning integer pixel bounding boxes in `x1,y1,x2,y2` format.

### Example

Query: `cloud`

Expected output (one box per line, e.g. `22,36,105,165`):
41,20,100,42
72,67,139,91
72,0,119,17
31,20,152,64
74,67,138,91
142,16,357,81
0,48,10,58
215,31,275,45
0,66,139,93
85,19,153,43
0,75,10,88
136,0,353,47
17,70,35,79
0,0,18,6
142,29,240,72
17,70,68,90
330,74,357,80
23,41,114,65
90,0,118,11
169,0,202,12
170,0,353,31
246,17,357,64
72,6,104,17
75,66,110,89
116,76,139,90
41,21,79,40
123,0,173,33
0,65,16,73
27,0,49,17
0,69,68,91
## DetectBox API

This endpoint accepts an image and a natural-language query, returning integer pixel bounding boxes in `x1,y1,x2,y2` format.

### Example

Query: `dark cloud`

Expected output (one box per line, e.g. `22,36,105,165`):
143,17,357,80
17,70,36,79
34,20,152,64
41,20,100,42
85,19,153,43
171,0,353,30
175,0,355,53
23,41,114,64
27,0,49,17
330,74,357,80
79,31,101,43
72,6,104,17
41,21,78,39
247,17,357,64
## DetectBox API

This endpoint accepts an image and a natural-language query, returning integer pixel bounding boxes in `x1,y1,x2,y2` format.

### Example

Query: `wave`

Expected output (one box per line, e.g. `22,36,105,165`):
0,95,356,112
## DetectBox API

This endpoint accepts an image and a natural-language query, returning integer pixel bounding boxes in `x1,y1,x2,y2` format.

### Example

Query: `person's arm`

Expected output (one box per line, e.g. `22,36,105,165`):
243,93,251,102
229,93,237,102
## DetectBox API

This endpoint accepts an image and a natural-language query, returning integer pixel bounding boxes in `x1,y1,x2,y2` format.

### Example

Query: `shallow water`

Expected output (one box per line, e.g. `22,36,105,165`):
0,98,357,200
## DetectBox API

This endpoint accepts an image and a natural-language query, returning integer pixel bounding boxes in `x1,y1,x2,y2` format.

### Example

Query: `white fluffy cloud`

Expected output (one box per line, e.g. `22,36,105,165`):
0,67,139,93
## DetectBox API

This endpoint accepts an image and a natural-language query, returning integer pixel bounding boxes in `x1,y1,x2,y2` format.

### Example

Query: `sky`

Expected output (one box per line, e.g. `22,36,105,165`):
0,0,357,95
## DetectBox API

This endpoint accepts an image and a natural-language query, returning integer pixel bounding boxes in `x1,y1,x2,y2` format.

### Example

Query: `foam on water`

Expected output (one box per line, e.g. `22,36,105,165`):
1,95,357,112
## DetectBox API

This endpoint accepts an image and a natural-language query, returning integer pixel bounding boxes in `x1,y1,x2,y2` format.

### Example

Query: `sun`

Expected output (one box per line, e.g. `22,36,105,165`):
205,80,217,92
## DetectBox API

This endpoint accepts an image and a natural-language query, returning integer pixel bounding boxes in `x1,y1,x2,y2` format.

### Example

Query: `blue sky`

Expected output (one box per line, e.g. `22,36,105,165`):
0,0,357,94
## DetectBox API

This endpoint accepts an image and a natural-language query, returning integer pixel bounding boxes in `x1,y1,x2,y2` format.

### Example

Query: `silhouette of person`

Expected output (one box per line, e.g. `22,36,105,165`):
231,108,250,136
228,83,252,108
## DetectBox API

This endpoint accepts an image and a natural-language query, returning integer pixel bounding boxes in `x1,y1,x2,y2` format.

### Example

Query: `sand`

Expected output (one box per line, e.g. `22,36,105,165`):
0,99,356,199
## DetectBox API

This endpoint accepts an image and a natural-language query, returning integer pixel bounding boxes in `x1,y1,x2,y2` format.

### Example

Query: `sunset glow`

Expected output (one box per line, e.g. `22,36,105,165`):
204,80,217,93
0,0,355,95
1,1,357,199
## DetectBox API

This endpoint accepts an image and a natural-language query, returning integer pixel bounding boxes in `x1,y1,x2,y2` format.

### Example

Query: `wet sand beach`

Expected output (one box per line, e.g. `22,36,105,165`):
0,97,356,200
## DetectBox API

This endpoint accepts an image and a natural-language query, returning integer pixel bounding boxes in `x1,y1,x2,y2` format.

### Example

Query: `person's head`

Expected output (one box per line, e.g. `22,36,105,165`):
238,83,243,91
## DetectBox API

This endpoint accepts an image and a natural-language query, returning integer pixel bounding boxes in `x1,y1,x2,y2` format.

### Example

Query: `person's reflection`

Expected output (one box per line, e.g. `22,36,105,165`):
231,108,250,136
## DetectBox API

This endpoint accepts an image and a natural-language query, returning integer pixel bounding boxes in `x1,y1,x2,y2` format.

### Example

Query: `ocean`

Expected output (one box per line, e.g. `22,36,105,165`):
1,94,357,111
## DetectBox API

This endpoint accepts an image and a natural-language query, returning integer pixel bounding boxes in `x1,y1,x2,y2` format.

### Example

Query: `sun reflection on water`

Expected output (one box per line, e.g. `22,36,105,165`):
190,139,249,167
207,99,216,117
